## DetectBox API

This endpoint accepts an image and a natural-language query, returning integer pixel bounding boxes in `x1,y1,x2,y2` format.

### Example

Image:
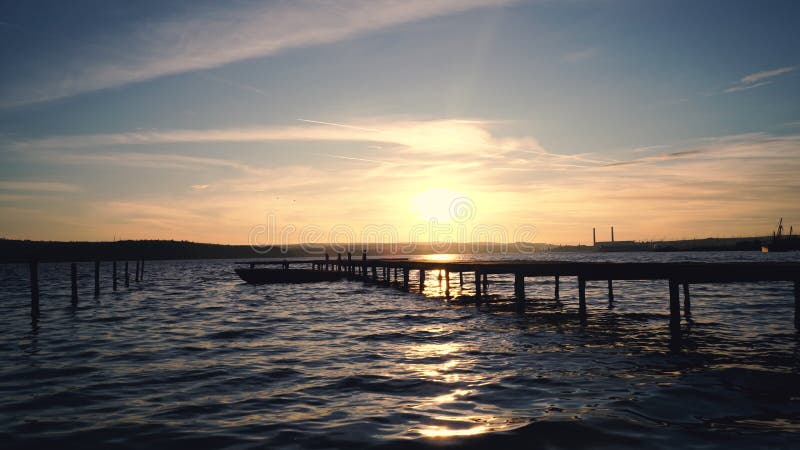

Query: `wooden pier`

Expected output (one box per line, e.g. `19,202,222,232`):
238,257,800,347
27,259,147,320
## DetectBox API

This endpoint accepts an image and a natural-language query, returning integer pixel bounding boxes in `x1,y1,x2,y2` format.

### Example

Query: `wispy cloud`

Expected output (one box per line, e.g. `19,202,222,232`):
723,65,796,94
561,48,598,63
600,149,708,167
630,144,670,153
5,118,798,243
599,134,800,168
741,66,796,84
27,150,259,173
0,181,81,192
1,0,517,107
724,81,772,93
9,118,546,156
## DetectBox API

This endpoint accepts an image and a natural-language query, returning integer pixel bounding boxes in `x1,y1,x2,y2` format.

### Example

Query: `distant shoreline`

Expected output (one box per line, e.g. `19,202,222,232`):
0,236,774,263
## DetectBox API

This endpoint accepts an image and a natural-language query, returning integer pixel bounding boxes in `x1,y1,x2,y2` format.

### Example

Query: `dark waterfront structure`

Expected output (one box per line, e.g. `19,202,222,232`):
239,257,800,349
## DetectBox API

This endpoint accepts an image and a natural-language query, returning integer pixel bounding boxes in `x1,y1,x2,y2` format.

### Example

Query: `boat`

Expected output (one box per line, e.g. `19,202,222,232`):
761,218,800,252
235,267,345,284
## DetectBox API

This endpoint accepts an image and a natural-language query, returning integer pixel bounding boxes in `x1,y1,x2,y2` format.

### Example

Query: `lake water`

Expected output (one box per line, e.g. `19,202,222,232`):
1,252,799,449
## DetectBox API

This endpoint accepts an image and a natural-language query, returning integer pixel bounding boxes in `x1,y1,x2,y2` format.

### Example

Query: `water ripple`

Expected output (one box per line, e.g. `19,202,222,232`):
1,252,799,449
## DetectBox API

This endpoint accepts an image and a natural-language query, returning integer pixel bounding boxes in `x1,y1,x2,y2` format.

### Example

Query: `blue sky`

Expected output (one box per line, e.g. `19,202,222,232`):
1,0,798,244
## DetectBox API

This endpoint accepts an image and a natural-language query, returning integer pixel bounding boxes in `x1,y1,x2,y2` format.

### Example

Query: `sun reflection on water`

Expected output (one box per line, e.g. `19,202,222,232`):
415,415,529,439
423,253,460,262
402,340,527,439
418,424,490,438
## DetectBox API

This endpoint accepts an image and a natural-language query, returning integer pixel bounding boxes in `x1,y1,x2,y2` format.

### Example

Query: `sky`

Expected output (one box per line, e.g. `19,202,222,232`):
0,0,799,245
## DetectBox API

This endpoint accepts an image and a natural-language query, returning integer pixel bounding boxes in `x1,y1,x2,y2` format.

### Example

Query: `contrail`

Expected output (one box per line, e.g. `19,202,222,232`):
309,152,385,164
199,73,270,96
297,119,381,133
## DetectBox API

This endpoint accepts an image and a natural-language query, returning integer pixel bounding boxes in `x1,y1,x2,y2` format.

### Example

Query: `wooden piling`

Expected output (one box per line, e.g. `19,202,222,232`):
325,253,330,271
554,275,560,300
419,269,426,292
362,251,367,277
794,280,799,331
474,271,482,307
140,260,144,280
30,261,39,318
514,273,525,314
135,259,140,282
482,273,488,293
683,283,691,317
372,265,378,281
669,279,681,340
71,263,78,304
459,271,463,287
347,252,352,277
337,253,342,272
578,276,587,318
113,261,118,291
403,268,410,291
124,261,130,287
607,280,614,307
94,261,100,296
444,270,450,299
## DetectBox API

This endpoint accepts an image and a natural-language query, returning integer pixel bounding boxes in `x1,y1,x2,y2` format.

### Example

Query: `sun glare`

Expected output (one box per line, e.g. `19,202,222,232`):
410,188,466,222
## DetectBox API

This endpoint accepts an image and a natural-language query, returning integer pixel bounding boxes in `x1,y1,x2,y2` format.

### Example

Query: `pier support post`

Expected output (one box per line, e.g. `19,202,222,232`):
794,281,799,331
683,283,691,318
403,268,410,291
669,279,681,343
607,280,614,308
71,263,78,304
362,251,367,278
482,273,488,294
419,270,426,292
135,260,140,282
554,275,560,300
578,276,587,319
325,253,330,271
474,271,482,307
113,261,118,291
140,260,144,280
30,261,39,318
372,265,378,281
124,261,129,287
514,273,525,314
337,253,342,273
384,266,390,286
444,270,450,299
94,261,100,296
459,271,463,287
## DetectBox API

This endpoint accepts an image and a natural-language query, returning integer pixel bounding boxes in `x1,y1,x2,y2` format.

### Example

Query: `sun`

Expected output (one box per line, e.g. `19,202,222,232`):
410,188,465,222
